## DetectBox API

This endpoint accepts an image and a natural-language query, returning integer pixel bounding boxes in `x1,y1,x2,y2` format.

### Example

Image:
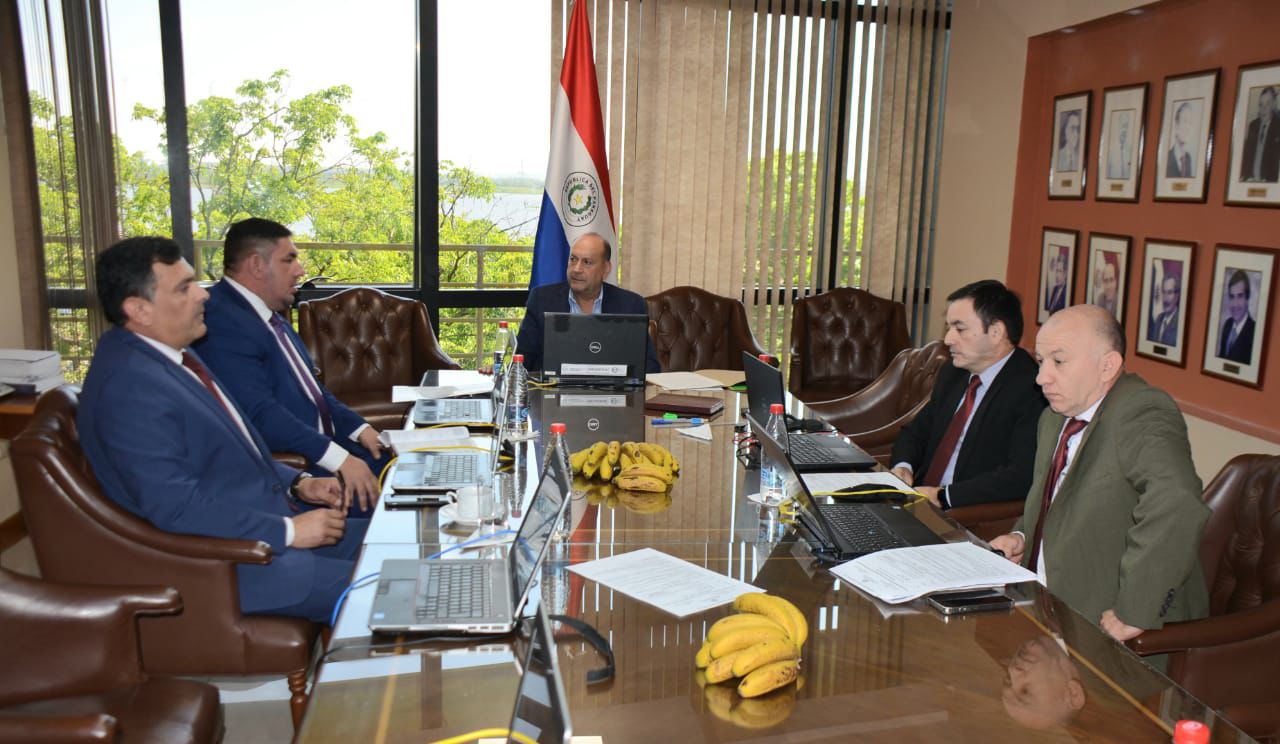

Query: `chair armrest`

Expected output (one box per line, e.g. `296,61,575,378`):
0,713,117,742
1126,600,1280,656
806,383,902,434
272,451,309,471
945,501,1024,526
113,520,274,565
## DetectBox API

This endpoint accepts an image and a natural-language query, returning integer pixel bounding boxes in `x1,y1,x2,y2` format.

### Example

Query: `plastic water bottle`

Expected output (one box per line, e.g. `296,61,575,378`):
1172,720,1208,744
546,422,572,481
760,403,788,505
503,353,530,439
492,320,510,376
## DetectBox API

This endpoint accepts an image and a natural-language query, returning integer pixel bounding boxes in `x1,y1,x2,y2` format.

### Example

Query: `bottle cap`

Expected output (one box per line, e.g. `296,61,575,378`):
770,403,784,414
499,321,508,328
1173,720,1209,744
550,423,566,434
758,354,771,362
513,354,524,362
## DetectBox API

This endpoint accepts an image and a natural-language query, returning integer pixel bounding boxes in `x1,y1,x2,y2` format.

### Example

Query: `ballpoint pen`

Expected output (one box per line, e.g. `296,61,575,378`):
650,417,737,427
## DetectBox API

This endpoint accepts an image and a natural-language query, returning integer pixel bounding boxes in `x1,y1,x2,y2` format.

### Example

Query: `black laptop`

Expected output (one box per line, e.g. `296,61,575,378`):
542,313,649,387
750,411,943,561
742,351,877,472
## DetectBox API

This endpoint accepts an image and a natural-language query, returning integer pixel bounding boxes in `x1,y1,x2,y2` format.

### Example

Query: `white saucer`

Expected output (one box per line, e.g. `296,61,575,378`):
438,502,480,527
745,491,789,507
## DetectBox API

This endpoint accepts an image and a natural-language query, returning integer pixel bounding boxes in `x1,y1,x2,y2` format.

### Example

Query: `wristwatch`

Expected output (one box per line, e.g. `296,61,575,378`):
938,485,950,509
289,472,312,501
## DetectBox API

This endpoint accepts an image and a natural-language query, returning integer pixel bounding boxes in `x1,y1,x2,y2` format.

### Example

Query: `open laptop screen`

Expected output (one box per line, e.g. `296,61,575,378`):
508,453,570,614
742,351,784,425
509,605,573,744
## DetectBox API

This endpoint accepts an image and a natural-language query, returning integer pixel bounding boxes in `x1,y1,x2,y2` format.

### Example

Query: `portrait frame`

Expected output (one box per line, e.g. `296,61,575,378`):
1154,69,1219,203
1202,245,1275,388
1096,84,1147,202
1135,239,1196,367
1084,233,1131,325
1048,92,1090,199
1037,227,1078,324
1224,60,1280,208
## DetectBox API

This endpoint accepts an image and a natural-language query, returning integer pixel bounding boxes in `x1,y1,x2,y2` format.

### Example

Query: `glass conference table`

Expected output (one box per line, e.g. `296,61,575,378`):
297,385,1252,743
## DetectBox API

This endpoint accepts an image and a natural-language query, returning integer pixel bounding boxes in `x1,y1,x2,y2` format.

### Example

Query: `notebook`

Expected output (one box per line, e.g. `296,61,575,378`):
507,605,574,744
368,451,570,633
741,351,876,472
750,411,943,561
541,313,649,387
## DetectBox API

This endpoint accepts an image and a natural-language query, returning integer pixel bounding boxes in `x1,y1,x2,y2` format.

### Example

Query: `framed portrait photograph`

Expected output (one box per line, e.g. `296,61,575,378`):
1084,233,1131,324
1135,240,1195,366
1225,61,1280,207
1096,84,1147,201
1048,92,1090,199
1202,245,1275,387
1038,227,1078,324
1154,69,1219,202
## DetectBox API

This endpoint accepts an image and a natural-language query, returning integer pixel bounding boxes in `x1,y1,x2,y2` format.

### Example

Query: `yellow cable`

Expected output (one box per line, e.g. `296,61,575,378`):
427,728,537,744
527,379,557,388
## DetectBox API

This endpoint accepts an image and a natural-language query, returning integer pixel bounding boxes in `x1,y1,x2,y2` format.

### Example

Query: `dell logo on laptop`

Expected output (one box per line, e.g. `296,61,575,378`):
587,418,601,431
588,341,602,354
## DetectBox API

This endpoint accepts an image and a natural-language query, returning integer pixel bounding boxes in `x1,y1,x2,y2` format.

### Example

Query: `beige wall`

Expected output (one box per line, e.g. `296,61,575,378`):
933,0,1277,480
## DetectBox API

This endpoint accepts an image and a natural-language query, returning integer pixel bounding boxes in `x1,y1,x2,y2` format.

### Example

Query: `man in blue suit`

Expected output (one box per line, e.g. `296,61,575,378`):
79,237,366,623
515,232,660,372
194,219,389,509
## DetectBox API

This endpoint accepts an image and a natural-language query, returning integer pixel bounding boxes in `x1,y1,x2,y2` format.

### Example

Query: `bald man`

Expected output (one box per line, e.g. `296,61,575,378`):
991,306,1208,644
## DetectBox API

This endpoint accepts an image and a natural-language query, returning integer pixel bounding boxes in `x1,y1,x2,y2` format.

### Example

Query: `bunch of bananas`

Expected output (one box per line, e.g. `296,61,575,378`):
569,441,680,493
694,592,807,719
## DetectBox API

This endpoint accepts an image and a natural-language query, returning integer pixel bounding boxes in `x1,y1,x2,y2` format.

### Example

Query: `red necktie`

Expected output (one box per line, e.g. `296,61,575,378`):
1026,417,1088,571
181,352,238,422
920,375,981,487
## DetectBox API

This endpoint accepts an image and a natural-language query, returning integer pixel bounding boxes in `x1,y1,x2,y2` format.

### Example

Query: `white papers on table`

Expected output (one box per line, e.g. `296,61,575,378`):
677,423,713,441
568,548,763,617
693,368,747,388
829,542,1038,604
379,426,472,453
800,470,917,495
646,371,724,391
391,383,493,402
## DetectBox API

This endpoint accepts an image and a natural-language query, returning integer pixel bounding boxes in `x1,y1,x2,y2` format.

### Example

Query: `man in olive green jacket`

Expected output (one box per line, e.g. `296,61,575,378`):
991,305,1209,642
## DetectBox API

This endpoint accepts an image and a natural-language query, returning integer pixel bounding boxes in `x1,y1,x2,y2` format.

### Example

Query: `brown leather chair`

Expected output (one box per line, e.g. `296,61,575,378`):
0,568,222,743
645,286,767,371
11,387,319,729
297,287,460,430
804,341,951,466
788,287,911,403
1127,453,1280,740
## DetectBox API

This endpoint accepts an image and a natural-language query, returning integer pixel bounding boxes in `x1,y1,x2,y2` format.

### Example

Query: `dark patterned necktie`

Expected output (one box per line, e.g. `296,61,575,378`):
1026,418,1088,571
920,375,981,487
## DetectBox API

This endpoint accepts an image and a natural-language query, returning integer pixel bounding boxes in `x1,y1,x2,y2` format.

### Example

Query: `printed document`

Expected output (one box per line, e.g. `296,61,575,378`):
392,383,493,402
801,471,916,494
829,542,1037,604
568,548,763,617
646,371,725,391
379,426,472,454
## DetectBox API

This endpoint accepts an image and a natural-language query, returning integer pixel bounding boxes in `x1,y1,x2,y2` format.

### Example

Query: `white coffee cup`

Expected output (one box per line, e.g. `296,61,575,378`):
452,485,496,523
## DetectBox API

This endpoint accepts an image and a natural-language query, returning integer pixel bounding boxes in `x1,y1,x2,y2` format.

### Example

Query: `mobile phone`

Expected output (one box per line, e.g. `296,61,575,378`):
927,589,1014,615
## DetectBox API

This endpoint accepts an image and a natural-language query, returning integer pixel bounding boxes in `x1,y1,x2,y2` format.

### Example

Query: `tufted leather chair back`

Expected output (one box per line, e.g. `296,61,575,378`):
11,386,318,726
645,286,767,371
1200,454,1280,616
297,287,460,428
788,287,911,403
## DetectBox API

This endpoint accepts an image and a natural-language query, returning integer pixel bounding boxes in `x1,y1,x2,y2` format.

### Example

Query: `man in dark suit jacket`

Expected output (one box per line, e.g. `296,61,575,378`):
195,219,389,509
1146,274,1180,347
890,280,1046,508
516,232,660,373
1217,269,1256,364
1165,100,1196,178
992,306,1209,644
79,237,365,624
1241,85,1280,183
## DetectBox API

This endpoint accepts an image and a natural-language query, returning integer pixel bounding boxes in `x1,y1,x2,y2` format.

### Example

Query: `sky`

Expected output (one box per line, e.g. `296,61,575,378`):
101,0,551,178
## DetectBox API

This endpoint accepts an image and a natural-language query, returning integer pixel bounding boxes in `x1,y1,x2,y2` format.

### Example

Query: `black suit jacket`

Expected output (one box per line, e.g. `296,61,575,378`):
1240,111,1280,182
1166,146,1193,178
1218,315,1255,364
516,281,660,373
890,348,1046,507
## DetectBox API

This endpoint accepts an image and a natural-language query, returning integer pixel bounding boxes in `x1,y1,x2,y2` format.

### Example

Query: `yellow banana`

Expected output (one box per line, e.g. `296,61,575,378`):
599,459,614,480
707,613,788,642
638,443,668,465
732,593,800,643
769,596,809,647
670,454,681,473
694,640,714,668
569,449,589,472
704,650,743,683
731,639,800,677
737,659,800,698
709,626,790,658
582,441,607,479
619,463,674,484
619,452,634,469
620,442,640,461
613,475,669,493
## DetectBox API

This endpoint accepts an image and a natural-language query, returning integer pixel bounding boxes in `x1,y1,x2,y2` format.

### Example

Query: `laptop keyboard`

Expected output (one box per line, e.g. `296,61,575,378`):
427,454,478,484
437,399,484,419
416,562,493,620
788,434,839,464
819,503,908,553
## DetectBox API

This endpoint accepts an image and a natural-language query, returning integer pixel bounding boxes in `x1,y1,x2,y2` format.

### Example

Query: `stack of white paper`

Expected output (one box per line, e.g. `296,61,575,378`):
801,471,916,495
391,383,493,402
829,542,1038,604
380,426,472,453
645,371,724,391
568,548,763,617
